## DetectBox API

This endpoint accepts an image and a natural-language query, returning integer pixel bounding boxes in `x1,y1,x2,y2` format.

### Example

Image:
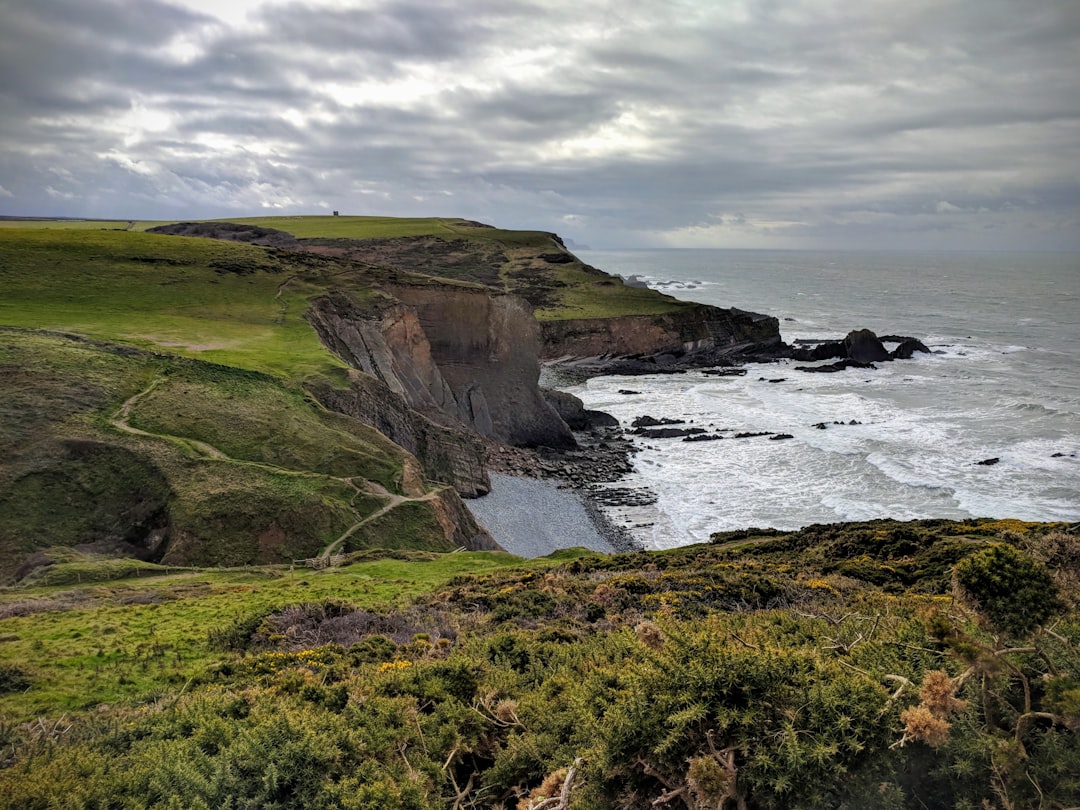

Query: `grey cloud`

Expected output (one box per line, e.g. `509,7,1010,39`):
0,0,1077,249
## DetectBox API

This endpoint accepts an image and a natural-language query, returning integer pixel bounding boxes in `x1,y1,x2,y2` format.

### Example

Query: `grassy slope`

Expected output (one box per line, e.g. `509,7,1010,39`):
0,331,428,570
0,229,341,380
2,216,694,322
0,550,528,721
0,227,498,569
0,520,1075,808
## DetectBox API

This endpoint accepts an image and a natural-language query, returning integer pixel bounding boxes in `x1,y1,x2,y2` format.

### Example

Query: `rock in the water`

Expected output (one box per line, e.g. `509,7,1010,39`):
891,338,931,359
631,415,685,428
844,329,891,363
796,359,878,373
633,427,707,439
976,457,1000,466
770,433,795,440
541,388,618,429
683,433,724,442
702,367,748,377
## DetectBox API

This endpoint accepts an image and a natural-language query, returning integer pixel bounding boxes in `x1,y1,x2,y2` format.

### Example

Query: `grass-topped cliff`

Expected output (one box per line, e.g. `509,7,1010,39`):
0,216,783,576
0,518,1076,808
2,216,695,323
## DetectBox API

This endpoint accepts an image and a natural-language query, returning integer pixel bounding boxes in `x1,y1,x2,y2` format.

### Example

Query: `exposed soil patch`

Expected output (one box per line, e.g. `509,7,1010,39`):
299,236,507,287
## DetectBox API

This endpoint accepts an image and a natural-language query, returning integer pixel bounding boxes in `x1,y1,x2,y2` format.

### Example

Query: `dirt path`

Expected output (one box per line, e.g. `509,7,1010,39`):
318,482,441,561
274,275,297,299
114,379,445,566
110,378,229,459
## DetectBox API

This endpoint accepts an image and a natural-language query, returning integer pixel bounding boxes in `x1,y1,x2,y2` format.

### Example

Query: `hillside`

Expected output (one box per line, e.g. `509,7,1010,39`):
0,518,1076,808
0,224,545,573
0,218,785,575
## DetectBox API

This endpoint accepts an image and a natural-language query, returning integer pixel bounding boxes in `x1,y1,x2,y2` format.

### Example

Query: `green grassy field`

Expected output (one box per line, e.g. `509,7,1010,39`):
0,229,345,380
2,216,691,321
0,550,532,721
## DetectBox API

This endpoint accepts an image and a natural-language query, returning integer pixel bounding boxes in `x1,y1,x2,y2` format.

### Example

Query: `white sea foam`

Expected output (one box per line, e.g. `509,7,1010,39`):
568,249,1080,548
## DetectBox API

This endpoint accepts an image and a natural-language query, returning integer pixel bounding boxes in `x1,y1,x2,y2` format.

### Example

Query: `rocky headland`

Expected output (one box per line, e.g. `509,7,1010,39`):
143,219,936,557
1,218,937,572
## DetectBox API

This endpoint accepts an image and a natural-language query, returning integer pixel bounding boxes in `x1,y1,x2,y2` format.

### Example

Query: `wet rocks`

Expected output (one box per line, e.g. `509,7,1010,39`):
976,457,1001,466
796,359,877,373
631,415,684,428
702,367,748,377
634,427,707,439
791,329,930,369
890,338,931,359
844,329,892,363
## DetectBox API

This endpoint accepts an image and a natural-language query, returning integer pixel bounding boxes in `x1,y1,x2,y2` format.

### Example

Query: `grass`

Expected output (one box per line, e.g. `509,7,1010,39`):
0,229,344,380
534,264,696,320
0,219,133,230
0,330,455,571
126,362,407,490
1,218,692,323
0,551,531,721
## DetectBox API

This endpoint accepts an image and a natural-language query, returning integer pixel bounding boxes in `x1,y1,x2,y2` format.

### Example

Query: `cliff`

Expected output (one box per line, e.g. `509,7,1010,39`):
305,280,575,456
539,304,784,373
237,218,787,374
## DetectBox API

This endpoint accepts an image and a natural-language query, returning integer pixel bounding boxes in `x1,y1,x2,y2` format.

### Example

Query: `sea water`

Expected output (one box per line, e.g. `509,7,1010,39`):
567,249,1080,549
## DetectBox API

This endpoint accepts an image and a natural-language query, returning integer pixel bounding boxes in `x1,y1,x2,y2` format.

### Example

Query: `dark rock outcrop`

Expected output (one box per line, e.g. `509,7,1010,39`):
631,415,685,428
540,305,785,375
792,329,930,370
633,427,707,439
796,359,878,373
844,329,892,363
891,338,931,359
541,388,619,430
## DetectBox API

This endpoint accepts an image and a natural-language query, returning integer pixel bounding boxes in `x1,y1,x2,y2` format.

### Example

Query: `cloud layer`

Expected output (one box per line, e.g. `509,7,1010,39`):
1,0,1078,248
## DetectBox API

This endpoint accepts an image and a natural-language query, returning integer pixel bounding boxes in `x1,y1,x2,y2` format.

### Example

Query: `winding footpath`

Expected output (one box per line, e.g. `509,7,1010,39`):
112,377,445,566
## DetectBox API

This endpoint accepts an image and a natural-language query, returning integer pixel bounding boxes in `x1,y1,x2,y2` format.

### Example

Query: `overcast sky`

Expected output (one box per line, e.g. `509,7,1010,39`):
1,0,1077,249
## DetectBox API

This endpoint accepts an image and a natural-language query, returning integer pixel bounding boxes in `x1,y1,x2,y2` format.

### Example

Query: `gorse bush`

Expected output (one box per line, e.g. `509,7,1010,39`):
0,520,1077,809
954,543,1061,636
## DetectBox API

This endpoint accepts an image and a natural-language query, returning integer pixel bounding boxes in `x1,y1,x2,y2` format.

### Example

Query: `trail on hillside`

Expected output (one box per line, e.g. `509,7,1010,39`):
113,379,443,565
110,378,229,459
318,481,441,561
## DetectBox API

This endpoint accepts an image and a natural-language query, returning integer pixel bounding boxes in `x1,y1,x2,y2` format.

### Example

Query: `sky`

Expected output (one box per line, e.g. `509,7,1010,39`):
1,0,1078,250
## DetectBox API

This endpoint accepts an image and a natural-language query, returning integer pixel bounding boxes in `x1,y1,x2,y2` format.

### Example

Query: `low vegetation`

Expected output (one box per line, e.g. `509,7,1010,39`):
0,519,1075,809
3,220,1076,806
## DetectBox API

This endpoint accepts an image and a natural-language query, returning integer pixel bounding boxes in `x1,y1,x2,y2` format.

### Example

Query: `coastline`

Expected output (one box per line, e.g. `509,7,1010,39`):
465,472,642,558
474,428,648,557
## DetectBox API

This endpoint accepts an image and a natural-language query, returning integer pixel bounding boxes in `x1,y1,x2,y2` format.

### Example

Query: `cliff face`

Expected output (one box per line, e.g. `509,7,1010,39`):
540,304,785,371
388,284,574,448
306,281,574,492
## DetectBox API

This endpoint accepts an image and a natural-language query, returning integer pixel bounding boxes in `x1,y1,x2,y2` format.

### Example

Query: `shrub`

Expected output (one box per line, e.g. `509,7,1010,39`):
954,544,1061,636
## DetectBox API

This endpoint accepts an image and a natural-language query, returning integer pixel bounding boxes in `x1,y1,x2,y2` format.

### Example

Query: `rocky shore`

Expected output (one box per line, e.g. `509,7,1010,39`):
476,326,936,555
482,424,644,554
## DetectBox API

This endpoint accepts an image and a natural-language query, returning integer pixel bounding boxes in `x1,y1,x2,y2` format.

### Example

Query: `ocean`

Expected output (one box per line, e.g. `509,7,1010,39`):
566,249,1080,549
